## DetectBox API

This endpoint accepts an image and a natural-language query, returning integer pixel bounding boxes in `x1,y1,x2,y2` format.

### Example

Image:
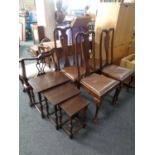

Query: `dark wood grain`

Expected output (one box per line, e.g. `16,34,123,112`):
100,28,134,82
43,82,80,106
28,71,70,93
60,95,88,117
75,31,120,120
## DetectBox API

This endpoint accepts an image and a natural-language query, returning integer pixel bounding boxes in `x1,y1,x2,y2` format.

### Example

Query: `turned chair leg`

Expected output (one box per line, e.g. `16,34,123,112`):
127,75,134,92
112,84,121,105
94,100,101,122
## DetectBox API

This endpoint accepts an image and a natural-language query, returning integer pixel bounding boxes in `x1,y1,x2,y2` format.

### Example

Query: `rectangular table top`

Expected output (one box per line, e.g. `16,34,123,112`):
28,71,70,93
43,82,80,106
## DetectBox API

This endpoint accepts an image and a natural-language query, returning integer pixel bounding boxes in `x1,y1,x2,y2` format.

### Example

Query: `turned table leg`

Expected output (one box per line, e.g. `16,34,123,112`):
38,92,44,119
54,105,59,130
44,97,49,118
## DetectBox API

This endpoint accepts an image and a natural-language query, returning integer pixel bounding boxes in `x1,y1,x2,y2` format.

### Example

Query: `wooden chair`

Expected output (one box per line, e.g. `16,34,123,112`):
53,26,87,84
99,28,134,90
75,31,121,120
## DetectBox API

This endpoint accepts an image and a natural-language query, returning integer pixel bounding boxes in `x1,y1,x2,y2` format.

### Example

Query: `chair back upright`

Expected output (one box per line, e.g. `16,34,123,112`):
54,27,74,70
54,26,89,70
75,31,95,81
99,28,114,69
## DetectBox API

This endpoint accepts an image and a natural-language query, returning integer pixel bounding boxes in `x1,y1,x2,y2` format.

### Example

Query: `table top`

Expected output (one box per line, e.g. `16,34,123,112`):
60,95,88,117
43,82,80,106
28,71,70,93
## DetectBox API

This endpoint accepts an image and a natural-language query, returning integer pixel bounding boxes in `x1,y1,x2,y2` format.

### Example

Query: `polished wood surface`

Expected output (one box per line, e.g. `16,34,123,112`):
75,31,121,120
54,27,74,69
54,27,90,83
60,95,88,117
43,82,80,106
42,82,88,138
28,71,70,93
99,28,134,82
60,95,88,139
75,31,96,80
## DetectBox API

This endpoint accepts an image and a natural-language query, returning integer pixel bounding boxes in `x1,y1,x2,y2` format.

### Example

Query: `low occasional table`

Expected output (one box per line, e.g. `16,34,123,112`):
28,71,70,118
43,82,80,130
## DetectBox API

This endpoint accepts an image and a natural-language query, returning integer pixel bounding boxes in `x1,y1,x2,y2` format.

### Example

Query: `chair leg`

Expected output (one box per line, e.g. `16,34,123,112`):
94,99,101,121
127,75,134,92
75,81,80,89
112,85,121,105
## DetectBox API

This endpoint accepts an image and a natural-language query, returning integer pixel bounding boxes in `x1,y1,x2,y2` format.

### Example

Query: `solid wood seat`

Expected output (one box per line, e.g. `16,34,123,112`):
102,65,133,81
81,73,119,97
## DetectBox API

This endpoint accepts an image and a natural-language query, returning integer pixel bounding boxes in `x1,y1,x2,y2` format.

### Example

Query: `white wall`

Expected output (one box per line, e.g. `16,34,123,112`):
35,0,56,41
44,0,56,40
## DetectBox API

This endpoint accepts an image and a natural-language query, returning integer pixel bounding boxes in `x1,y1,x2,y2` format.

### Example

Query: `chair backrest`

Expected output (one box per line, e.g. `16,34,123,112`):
99,28,114,69
75,31,95,80
54,26,88,70
19,49,56,85
54,27,74,69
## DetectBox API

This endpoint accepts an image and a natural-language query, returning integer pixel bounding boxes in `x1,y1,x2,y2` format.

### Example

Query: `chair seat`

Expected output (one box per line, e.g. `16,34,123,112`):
60,95,88,117
19,63,55,79
81,73,119,97
62,66,85,81
102,65,133,81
